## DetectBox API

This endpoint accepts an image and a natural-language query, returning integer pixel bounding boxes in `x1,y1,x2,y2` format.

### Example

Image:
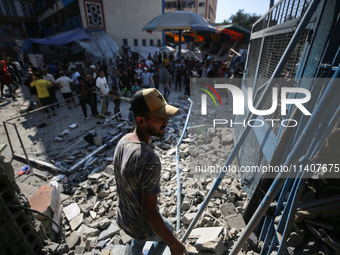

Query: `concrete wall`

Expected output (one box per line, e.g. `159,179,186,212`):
101,0,162,53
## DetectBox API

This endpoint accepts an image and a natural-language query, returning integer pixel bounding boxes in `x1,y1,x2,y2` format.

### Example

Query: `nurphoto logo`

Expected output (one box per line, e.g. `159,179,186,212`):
201,83,311,116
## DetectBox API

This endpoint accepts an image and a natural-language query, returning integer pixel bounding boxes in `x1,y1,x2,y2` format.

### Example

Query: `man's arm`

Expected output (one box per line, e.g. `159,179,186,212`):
141,194,186,255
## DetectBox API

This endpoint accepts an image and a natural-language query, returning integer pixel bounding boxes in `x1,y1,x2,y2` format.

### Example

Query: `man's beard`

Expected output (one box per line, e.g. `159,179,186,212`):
146,125,167,137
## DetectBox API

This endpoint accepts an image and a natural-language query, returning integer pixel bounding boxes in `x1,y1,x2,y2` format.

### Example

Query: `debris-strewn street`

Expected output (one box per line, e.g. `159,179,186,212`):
1,83,257,255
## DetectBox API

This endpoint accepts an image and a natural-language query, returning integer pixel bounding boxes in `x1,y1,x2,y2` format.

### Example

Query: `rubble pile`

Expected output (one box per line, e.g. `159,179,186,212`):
279,178,340,255
26,99,260,255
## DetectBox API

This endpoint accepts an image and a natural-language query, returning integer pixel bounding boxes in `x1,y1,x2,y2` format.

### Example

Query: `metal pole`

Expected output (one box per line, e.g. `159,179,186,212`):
178,29,182,60
176,98,193,231
181,0,320,242
162,0,165,46
230,65,340,254
12,122,34,173
3,121,14,155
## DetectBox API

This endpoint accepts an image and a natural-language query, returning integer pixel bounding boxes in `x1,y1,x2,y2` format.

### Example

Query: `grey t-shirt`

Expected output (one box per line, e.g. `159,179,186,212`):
114,134,161,240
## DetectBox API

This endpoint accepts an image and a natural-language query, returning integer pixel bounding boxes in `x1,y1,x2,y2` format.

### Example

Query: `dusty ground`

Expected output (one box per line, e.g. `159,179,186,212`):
0,81,194,199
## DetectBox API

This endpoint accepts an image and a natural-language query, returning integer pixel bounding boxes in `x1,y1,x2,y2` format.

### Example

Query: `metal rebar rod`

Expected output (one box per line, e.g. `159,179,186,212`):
181,0,320,243
3,121,14,155
5,91,93,122
176,98,193,231
12,122,34,173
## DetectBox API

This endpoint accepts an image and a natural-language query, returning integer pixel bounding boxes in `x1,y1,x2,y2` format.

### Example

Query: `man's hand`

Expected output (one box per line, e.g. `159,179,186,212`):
169,238,186,255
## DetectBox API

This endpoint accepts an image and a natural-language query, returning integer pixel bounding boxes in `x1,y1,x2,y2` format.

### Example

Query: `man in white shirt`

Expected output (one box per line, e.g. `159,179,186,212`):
96,70,109,115
56,71,77,109
141,67,152,89
70,67,80,86
42,69,59,107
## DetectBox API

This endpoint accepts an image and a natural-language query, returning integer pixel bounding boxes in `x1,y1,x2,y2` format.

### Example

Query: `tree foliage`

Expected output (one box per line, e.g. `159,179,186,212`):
222,9,261,30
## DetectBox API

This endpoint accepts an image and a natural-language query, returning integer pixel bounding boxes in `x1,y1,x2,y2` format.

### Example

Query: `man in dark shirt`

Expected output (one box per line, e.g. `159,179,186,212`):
108,86,122,120
113,88,186,255
24,70,42,109
76,76,98,119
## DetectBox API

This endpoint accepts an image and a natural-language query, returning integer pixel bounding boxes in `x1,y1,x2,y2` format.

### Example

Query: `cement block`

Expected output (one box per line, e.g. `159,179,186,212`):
70,213,84,230
66,231,80,250
182,213,195,225
195,236,225,255
98,223,120,241
63,203,81,222
190,227,223,244
77,224,100,238
225,214,246,230
120,229,132,244
112,245,126,255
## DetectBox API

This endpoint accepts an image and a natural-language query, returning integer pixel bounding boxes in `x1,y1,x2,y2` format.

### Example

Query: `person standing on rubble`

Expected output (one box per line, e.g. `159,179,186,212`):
30,72,57,118
113,88,186,255
96,70,110,116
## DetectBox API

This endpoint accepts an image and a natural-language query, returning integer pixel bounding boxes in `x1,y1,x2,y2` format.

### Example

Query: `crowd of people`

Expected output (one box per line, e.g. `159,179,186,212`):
0,52,244,119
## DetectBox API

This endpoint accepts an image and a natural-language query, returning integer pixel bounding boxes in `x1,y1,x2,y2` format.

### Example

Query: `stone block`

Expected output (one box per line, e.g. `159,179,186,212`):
98,223,120,241
101,249,112,255
120,229,132,244
112,245,126,255
230,183,242,198
182,213,195,225
225,214,246,230
89,173,102,182
287,230,305,246
77,224,100,238
63,203,81,222
70,213,84,230
195,236,225,255
89,218,112,230
86,237,98,251
181,201,190,211
66,231,80,250
189,227,223,244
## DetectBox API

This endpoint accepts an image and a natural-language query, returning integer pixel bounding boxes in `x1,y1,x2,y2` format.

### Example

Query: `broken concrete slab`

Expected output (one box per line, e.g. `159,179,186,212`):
98,223,120,241
70,213,83,231
120,229,132,244
112,245,127,255
89,218,112,231
63,202,81,222
77,224,100,238
182,212,195,225
190,227,224,244
66,231,81,250
195,236,225,255
220,202,237,218
225,214,246,230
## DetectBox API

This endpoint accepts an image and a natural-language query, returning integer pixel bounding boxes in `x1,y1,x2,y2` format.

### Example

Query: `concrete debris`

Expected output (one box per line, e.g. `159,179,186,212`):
66,231,81,250
98,223,120,241
63,202,81,222
17,101,259,254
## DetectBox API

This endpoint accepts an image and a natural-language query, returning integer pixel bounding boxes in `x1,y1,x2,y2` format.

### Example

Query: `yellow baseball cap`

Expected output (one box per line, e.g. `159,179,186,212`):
131,88,179,118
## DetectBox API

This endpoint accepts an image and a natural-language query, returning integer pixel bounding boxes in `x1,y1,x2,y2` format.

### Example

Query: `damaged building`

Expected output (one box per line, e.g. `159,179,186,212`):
0,0,340,254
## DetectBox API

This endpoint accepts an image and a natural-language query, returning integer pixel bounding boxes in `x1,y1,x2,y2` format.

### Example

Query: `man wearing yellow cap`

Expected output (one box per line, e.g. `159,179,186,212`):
113,88,186,255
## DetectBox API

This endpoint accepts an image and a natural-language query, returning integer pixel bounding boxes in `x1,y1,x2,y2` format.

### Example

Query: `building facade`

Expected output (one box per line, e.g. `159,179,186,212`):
0,0,217,53
0,0,40,43
79,0,163,49
164,0,217,23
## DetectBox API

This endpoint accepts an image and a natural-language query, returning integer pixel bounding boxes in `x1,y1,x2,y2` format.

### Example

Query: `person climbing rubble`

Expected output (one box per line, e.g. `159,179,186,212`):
113,88,186,255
